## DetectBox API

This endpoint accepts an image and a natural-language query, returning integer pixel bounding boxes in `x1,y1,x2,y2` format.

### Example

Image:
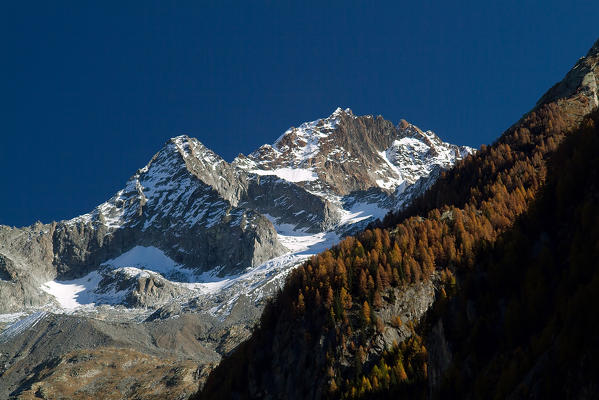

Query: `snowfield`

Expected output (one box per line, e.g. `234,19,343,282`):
41,272,103,309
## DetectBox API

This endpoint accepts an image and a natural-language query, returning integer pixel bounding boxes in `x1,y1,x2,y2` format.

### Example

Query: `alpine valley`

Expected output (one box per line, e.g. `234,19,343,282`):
2,36,599,400
0,107,472,398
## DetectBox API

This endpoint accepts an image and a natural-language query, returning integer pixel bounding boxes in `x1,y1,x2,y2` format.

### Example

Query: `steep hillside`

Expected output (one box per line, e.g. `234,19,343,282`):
196,39,599,399
433,109,599,400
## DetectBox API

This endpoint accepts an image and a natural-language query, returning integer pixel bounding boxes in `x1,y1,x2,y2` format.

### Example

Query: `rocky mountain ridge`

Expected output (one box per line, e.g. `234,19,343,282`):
235,107,471,196
0,109,473,314
0,108,473,399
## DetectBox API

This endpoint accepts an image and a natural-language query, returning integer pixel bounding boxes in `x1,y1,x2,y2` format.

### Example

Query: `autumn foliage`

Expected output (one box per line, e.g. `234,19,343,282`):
437,110,599,399
197,97,594,399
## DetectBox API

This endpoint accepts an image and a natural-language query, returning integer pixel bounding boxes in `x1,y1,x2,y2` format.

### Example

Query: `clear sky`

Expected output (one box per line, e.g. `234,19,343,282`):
1,1,598,226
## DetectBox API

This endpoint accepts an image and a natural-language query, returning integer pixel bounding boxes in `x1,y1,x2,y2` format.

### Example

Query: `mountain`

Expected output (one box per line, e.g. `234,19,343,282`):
196,39,599,399
0,109,472,314
235,108,470,196
0,109,472,398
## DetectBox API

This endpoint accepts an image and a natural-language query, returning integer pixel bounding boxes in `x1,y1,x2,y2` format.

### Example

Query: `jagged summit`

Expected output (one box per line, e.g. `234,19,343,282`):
38,107,473,286
332,106,354,116
168,135,227,168
0,104,474,318
234,108,473,195
138,135,226,180
396,119,443,144
270,107,352,153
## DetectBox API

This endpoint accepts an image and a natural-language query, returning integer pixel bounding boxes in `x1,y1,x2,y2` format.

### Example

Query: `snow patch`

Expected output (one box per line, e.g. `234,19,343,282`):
339,201,389,225
102,245,196,282
250,168,318,182
41,271,104,309
263,214,338,253
187,214,342,304
376,148,405,190
102,246,179,272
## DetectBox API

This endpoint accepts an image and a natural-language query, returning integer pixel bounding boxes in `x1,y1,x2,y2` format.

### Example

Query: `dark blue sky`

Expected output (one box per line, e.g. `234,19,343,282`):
1,2,598,226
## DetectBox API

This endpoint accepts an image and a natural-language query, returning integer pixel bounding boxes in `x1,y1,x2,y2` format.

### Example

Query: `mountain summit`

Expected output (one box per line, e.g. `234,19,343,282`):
235,107,471,196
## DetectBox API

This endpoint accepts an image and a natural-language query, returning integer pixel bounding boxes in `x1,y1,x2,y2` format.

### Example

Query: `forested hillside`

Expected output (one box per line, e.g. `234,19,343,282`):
436,109,599,398
195,39,599,400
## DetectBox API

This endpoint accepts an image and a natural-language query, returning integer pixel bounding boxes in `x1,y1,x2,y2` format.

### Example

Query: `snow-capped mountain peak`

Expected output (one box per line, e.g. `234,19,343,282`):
234,108,474,196
270,107,351,160
1,107,473,322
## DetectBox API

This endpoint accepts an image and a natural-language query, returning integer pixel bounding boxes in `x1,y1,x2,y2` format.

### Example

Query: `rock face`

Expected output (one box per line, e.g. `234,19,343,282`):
95,268,194,308
241,175,342,232
537,38,599,113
